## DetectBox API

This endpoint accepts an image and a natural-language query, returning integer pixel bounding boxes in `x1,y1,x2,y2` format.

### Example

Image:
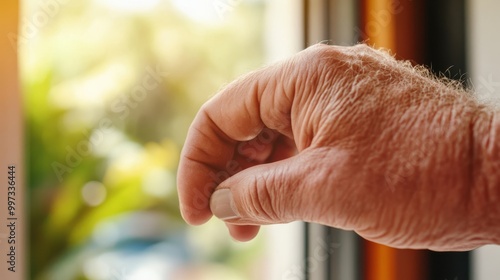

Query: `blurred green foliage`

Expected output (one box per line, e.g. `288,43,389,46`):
22,0,265,279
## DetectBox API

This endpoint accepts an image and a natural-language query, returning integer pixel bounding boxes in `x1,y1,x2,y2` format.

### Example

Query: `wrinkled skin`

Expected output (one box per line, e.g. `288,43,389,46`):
177,44,500,251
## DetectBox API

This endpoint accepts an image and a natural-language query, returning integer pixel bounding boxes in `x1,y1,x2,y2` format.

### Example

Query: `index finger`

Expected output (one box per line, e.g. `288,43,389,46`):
177,55,302,225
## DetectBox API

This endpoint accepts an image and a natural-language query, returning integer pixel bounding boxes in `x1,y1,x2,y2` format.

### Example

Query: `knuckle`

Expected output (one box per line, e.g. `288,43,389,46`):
352,43,372,52
304,44,345,64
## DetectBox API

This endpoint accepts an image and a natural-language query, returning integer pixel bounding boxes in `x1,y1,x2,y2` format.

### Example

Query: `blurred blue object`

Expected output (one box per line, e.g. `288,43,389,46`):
46,211,191,280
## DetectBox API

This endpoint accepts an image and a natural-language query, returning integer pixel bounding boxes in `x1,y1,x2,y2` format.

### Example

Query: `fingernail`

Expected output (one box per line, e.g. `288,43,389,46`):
210,189,239,220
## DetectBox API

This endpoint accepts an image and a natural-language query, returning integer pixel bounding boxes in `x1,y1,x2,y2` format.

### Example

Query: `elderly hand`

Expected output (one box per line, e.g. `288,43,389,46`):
177,44,500,251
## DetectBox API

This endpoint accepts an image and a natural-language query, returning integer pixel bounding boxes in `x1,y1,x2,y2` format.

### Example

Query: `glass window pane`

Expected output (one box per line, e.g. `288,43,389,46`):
22,0,302,279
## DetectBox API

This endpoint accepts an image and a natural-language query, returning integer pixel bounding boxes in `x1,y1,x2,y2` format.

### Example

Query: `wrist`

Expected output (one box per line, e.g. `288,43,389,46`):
471,107,500,246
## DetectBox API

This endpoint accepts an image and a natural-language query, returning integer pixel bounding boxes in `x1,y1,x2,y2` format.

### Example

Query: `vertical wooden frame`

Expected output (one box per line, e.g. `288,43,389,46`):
0,1,27,280
303,1,362,280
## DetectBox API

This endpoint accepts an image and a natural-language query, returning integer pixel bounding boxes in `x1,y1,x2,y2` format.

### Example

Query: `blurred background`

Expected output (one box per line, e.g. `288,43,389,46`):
18,0,500,279
21,0,305,279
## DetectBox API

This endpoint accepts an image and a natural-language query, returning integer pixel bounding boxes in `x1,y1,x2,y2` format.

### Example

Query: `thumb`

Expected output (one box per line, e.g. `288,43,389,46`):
210,149,338,225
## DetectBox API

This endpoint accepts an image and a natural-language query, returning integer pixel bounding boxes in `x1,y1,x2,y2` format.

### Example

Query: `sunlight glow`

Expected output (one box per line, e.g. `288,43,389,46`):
82,181,107,207
98,0,160,12
171,0,224,23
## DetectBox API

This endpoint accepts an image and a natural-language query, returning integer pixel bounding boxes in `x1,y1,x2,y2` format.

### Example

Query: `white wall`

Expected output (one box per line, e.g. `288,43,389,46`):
468,0,500,105
467,0,500,278
264,0,304,63
263,1,305,280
